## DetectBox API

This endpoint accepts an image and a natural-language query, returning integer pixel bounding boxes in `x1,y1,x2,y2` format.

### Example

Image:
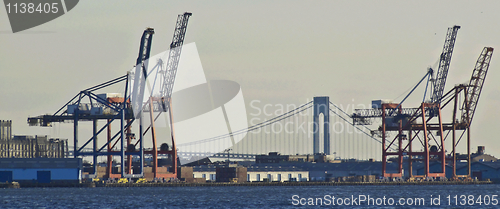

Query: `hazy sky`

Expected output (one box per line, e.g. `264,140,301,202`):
1,1,499,158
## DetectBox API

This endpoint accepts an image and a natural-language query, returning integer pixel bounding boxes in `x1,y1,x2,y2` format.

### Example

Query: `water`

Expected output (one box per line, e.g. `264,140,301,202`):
0,184,499,208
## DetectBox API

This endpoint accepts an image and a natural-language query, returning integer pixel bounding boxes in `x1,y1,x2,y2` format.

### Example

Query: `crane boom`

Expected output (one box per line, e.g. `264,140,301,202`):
160,12,192,111
136,28,155,76
461,47,494,125
431,25,460,104
131,28,155,117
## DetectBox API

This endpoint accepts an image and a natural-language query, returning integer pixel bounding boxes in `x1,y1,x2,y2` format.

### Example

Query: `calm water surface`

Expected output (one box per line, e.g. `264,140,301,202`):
0,184,499,208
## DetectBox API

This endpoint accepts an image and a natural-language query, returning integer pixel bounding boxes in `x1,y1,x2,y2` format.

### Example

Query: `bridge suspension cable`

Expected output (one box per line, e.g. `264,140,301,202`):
177,101,313,147
176,100,385,161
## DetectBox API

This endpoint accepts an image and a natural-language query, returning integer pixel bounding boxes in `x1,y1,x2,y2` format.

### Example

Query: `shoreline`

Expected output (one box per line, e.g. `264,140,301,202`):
98,181,493,187
3,180,493,188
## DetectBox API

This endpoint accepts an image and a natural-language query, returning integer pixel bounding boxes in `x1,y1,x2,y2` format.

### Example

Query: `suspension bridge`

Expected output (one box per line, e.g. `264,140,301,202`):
175,97,383,163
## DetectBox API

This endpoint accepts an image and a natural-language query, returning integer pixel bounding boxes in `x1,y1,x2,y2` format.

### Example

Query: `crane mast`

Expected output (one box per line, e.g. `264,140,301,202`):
160,12,192,111
145,12,192,179
128,28,155,175
136,28,155,76
461,47,494,125
431,25,460,104
130,28,155,118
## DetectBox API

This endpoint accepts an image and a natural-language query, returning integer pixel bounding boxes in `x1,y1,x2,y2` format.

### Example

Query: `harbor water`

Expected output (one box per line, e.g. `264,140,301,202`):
1,184,499,208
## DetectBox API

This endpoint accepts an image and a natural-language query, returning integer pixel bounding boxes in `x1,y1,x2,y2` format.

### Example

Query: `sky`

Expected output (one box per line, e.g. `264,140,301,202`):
1,1,500,158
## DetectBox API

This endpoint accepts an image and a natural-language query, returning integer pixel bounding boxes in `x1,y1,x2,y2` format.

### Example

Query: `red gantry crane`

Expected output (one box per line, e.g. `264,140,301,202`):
447,47,494,179
349,26,494,180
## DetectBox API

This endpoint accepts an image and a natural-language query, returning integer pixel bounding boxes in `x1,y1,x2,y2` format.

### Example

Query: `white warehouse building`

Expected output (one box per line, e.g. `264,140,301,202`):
193,164,309,182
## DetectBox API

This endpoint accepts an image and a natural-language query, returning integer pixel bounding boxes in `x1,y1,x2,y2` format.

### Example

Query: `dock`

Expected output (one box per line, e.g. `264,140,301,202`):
96,180,493,187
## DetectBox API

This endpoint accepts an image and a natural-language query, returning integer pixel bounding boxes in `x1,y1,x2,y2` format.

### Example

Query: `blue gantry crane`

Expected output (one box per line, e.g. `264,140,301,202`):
27,12,192,180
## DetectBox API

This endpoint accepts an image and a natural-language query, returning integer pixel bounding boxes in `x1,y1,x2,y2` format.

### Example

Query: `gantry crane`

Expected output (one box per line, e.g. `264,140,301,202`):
363,47,493,180
446,47,494,179
26,27,158,179
350,26,495,180
27,12,193,180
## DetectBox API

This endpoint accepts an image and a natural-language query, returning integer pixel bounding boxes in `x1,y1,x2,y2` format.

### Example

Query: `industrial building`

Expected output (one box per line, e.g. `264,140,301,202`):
192,160,405,182
0,120,77,185
415,162,463,179
415,146,499,180
457,146,498,162
255,152,337,164
252,152,400,181
458,162,500,182
193,164,309,182
215,165,247,183
0,158,82,184
0,120,68,158
305,162,400,181
245,165,309,182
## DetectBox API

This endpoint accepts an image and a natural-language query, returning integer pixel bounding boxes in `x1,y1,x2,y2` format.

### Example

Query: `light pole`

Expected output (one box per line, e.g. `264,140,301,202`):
224,148,232,165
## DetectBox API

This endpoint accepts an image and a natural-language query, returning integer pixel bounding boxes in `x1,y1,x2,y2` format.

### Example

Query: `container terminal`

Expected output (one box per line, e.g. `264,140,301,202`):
0,12,497,187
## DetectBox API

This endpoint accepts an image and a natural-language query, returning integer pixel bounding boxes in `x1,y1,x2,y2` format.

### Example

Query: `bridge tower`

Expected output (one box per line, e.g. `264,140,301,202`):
313,96,330,154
